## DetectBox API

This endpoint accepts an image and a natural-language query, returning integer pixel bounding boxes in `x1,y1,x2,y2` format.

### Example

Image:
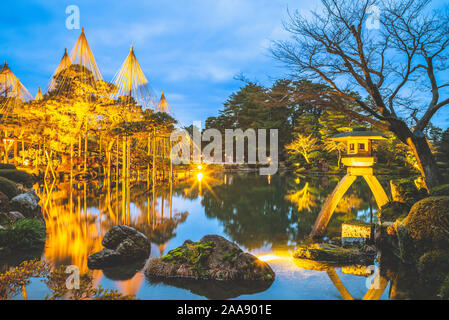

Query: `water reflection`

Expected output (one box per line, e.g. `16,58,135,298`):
2,171,410,300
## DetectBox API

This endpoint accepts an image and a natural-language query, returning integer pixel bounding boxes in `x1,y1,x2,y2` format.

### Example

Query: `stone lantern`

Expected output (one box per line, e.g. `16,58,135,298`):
310,127,390,238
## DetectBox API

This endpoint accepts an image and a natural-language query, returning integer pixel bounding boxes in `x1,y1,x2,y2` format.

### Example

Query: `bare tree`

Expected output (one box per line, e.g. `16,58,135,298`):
272,0,449,188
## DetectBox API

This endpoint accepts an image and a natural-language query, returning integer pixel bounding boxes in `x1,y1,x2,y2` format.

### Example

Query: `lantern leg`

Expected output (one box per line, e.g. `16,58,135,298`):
310,173,357,238
362,272,389,300
362,175,389,209
326,269,354,300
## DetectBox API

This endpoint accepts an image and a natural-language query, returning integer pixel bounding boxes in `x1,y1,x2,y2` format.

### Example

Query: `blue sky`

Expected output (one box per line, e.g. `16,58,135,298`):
1,0,448,129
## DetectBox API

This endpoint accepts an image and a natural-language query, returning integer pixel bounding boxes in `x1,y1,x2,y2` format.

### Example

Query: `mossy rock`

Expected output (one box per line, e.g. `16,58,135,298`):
0,169,35,188
292,243,376,265
0,164,16,170
0,218,46,250
430,184,449,197
0,176,19,199
395,196,449,264
390,178,428,206
146,235,275,281
378,201,410,223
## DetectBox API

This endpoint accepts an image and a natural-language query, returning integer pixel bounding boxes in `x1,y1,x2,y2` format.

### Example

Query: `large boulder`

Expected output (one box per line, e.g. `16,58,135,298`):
88,225,151,269
293,243,376,265
145,235,275,281
10,190,43,221
395,196,449,264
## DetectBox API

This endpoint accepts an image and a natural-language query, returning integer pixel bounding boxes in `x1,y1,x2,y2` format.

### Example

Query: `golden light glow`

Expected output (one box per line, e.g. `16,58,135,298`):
257,252,292,262
196,172,203,182
257,254,280,262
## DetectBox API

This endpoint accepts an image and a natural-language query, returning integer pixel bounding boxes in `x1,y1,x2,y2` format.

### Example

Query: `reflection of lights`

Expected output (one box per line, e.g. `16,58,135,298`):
257,254,290,262
198,165,202,170
24,159,30,166
197,172,203,182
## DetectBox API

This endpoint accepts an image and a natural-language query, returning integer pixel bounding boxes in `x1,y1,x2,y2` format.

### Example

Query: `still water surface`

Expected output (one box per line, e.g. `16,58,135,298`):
8,171,394,300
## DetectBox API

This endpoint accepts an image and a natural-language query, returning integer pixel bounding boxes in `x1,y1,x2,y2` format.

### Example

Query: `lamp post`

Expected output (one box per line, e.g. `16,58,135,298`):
310,127,390,239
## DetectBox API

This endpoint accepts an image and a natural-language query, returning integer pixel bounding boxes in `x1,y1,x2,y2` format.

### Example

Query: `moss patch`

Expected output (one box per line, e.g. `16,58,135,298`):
0,169,35,188
161,240,214,275
0,177,19,199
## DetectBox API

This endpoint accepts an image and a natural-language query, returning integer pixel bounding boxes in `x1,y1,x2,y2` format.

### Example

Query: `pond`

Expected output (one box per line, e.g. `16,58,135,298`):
3,170,402,300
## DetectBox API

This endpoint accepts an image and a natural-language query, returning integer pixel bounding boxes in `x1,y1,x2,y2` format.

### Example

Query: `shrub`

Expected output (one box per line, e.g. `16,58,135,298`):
0,177,19,199
0,169,35,188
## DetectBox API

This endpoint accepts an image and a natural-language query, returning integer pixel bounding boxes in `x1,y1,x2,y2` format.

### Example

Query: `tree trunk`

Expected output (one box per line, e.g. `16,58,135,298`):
406,134,441,190
390,119,441,190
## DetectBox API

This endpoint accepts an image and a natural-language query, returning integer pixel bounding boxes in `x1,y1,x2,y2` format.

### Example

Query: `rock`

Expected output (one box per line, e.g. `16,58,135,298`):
0,211,25,226
292,243,376,265
390,178,427,206
0,169,35,188
0,191,10,213
374,222,398,253
145,235,275,281
0,177,19,199
87,225,151,269
10,190,43,221
7,211,25,223
395,196,449,264
377,201,410,224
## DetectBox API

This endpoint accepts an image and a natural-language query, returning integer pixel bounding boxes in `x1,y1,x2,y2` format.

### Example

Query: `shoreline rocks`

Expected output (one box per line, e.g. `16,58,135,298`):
293,243,376,265
87,225,151,269
145,235,275,281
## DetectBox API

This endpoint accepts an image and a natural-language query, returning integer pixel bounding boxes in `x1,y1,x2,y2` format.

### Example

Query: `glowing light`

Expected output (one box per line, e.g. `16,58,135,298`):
197,172,203,182
257,254,283,262
198,165,202,170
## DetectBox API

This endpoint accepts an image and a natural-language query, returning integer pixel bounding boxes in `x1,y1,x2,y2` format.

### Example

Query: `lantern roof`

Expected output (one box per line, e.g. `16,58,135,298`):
330,127,387,141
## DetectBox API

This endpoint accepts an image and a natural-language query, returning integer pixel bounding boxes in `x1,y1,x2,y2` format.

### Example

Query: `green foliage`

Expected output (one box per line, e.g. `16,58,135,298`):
0,176,19,199
0,169,35,188
0,218,46,249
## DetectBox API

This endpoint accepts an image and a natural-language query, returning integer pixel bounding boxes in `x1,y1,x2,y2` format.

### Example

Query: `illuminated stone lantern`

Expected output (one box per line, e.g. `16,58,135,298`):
310,127,390,238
